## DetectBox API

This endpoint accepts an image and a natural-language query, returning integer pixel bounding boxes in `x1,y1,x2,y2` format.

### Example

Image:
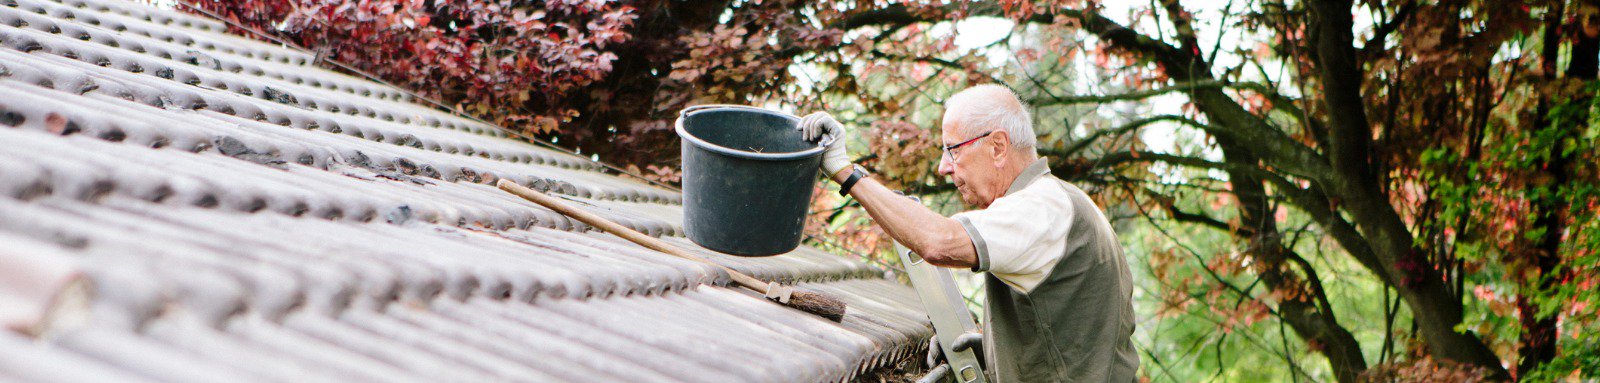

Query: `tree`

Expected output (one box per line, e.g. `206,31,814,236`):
187,0,765,168
188,0,1599,381
800,1,1599,381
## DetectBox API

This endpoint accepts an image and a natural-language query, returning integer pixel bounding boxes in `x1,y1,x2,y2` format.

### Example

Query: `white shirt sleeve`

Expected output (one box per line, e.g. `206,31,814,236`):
952,183,1074,293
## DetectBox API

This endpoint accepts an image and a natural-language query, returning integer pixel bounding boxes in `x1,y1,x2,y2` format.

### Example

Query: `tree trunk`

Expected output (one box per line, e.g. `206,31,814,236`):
1304,0,1509,376
1518,3,1596,378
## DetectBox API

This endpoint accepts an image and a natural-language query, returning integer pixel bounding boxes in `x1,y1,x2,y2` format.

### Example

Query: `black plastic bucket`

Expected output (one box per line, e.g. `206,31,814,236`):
676,105,828,256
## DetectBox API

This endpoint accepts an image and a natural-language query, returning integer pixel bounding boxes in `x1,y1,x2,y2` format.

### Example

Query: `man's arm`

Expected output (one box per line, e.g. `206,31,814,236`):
798,111,978,269
831,168,978,269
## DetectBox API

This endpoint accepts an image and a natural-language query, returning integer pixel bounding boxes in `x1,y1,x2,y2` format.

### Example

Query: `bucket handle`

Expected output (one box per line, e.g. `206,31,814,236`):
815,133,835,147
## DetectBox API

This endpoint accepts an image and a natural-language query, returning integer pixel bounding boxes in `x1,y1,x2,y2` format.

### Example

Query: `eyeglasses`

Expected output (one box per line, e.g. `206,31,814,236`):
941,130,995,163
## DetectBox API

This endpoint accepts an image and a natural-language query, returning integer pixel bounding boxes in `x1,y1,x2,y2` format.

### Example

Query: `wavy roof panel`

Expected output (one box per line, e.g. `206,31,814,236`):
0,0,933,381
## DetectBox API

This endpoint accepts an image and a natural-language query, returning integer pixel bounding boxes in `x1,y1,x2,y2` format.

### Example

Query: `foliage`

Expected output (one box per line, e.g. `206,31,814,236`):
188,0,831,166
188,0,635,133
1360,357,1498,383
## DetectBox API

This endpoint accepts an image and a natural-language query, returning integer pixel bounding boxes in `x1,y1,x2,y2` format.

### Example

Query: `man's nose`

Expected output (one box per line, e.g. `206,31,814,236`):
937,154,954,175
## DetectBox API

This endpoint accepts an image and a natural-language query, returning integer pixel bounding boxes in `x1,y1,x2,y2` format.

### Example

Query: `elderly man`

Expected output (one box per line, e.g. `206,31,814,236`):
799,84,1138,382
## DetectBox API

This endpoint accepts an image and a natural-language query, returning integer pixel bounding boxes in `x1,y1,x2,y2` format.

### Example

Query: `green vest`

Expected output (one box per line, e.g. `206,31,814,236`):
975,160,1139,382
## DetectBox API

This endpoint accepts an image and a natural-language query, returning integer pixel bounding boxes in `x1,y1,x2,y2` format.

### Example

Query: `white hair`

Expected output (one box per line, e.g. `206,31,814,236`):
945,84,1036,152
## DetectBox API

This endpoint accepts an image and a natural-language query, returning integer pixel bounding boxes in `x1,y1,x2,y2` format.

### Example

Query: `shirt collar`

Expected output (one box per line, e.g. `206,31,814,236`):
1004,158,1052,196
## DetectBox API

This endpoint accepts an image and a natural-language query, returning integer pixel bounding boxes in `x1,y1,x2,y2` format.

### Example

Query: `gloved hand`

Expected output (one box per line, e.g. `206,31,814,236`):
798,112,852,178
926,332,987,368
951,331,984,354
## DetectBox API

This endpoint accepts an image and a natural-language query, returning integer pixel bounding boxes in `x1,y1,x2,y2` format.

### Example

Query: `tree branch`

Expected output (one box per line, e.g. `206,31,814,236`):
1134,169,1369,382
1029,80,1227,106
827,2,1335,181
862,49,1002,84
1055,150,1298,189
1359,1,1417,58
1156,0,1203,56
1070,11,1336,183
1216,131,1368,382
1047,115,1209,158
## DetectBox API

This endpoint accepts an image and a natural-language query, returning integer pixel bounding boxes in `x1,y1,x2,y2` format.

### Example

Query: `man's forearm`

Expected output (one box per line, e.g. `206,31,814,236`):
831,169,977,268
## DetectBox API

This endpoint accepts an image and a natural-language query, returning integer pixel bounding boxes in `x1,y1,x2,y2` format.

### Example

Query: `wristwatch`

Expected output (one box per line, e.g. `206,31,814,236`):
839,165,868,196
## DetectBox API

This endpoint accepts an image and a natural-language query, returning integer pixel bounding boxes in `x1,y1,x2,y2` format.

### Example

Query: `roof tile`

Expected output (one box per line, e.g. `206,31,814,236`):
0,0,933,381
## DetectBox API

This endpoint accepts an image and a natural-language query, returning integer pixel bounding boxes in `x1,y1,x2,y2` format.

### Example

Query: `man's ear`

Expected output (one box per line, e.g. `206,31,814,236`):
988,130,1012,167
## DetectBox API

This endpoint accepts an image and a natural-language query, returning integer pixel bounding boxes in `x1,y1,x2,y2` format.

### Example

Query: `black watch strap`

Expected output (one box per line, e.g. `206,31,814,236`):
839,166,867,196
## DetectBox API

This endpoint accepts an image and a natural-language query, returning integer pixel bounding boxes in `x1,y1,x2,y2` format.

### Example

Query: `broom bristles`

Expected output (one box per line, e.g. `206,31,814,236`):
782,289,847,322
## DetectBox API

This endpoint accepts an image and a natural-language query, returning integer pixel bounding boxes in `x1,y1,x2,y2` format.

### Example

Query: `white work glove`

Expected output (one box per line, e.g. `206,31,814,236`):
798,112,852,177
926,332,987,368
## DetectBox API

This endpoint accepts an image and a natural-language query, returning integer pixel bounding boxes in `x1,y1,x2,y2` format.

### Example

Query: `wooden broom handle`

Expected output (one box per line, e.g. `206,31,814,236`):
496,180,769,292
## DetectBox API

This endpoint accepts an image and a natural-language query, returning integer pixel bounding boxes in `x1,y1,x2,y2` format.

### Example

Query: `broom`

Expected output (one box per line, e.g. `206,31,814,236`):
497,180,847,322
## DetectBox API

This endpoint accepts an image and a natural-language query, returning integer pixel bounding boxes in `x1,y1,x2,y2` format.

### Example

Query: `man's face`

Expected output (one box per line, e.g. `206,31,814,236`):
937,111,1004,208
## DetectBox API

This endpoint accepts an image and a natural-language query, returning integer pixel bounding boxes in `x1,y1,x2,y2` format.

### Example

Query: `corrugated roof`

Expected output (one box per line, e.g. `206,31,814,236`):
0,0,933,381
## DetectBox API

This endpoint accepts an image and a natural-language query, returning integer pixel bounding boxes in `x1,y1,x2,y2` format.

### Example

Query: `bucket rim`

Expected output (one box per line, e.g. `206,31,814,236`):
675,105,828,161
